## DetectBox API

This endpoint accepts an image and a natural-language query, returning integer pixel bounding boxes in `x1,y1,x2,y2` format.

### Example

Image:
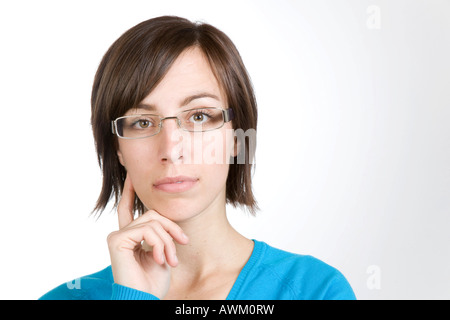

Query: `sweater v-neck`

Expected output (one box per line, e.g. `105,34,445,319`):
225,239,264,300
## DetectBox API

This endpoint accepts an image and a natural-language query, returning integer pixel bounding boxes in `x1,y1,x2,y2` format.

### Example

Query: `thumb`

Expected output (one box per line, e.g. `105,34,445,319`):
117,174,135,229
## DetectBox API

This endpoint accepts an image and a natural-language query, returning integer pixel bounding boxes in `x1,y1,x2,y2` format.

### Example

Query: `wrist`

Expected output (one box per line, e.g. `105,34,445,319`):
111,283,160,300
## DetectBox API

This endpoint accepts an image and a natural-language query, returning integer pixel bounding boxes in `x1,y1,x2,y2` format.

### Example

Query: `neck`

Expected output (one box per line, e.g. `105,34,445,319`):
173,200,252,280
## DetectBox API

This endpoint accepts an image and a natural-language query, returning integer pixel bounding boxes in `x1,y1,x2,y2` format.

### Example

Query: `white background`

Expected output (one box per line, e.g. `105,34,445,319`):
0,0,449,300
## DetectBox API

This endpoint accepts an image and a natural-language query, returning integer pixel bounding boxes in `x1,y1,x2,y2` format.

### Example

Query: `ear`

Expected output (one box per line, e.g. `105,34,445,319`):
117,149,125,167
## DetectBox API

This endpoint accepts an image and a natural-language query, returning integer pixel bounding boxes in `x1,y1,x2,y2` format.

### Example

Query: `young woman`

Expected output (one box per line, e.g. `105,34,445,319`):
40,16,355,300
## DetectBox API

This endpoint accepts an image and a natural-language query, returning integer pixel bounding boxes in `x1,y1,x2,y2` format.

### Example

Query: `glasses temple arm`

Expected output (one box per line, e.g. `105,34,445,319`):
224,108,234,122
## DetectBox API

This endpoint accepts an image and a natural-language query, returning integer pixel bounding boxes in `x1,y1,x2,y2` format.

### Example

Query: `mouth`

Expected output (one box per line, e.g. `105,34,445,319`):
153,176,199,193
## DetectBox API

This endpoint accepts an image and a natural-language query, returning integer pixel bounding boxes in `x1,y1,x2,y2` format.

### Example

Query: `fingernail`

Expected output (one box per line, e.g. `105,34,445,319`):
173,254,179,264
182,233,189,241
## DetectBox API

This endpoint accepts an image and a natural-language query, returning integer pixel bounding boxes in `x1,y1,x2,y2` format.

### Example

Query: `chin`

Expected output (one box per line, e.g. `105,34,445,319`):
145,197,206,222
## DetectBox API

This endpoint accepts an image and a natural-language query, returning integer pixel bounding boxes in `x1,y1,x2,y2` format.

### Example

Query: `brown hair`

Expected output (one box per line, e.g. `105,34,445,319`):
91,16,258,216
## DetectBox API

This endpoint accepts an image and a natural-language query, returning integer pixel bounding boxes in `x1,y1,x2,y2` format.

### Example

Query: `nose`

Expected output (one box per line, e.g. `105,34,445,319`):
157,117,184,163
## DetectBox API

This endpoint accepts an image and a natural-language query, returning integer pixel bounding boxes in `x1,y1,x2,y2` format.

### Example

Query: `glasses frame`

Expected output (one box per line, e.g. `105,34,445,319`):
111,107,235,140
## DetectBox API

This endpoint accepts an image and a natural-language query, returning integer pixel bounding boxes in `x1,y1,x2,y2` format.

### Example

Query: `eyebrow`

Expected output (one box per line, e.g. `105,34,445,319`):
136,92,221,112
180,93,220,106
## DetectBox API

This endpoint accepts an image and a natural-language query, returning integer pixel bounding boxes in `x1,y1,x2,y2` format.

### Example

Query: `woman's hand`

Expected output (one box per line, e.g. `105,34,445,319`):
107,175,189,299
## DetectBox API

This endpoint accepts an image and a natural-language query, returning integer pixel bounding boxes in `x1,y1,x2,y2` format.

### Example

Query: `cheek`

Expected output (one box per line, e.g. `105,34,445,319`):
187,128,234,165
117,142,155,178
198,131,232,190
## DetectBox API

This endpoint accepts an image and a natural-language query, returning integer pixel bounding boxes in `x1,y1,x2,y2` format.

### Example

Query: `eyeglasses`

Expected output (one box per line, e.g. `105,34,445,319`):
112,107,234,139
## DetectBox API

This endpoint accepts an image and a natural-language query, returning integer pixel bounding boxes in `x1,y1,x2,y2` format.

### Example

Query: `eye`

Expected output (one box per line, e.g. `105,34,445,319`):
137,119,150,128
130,116,156,129
189,111,211,123
192,113,206,122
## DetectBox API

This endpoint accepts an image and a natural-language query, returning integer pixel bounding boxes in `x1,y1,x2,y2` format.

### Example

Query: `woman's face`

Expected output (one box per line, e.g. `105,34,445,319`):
116,47,235,222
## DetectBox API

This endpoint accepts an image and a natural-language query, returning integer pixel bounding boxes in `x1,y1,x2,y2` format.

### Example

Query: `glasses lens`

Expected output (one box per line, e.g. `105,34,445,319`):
116,115,160,138
179,108,224,132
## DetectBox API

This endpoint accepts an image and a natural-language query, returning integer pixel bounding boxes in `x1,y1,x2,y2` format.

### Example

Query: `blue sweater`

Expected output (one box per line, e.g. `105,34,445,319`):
39,240,356,300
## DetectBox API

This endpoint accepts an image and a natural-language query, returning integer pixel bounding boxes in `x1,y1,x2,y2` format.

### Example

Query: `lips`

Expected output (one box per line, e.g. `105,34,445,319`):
153,176,199,193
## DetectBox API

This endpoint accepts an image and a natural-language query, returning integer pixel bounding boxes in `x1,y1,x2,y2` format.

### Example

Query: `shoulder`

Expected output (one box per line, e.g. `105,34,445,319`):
243,240,356,300
39,266,113,300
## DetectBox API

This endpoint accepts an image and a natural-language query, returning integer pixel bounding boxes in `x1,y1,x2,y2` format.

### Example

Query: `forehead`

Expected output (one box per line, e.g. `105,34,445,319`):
138,47,225,112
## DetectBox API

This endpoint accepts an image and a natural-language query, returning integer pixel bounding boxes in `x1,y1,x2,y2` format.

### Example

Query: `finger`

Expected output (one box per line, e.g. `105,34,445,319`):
148,221,179,267
139,224,166,265
140,211,189,245
129,220,178,267
118,175,135,229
